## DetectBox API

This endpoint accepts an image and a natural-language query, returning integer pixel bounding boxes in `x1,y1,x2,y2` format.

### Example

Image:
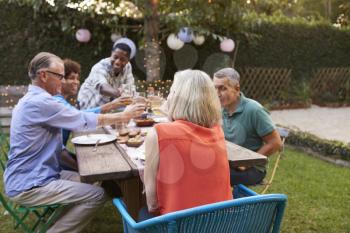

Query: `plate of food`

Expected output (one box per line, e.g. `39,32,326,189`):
71,134,117,145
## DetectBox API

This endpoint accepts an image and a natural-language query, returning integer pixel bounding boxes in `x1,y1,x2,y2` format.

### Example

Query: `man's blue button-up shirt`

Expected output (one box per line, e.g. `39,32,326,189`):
4,85,98,197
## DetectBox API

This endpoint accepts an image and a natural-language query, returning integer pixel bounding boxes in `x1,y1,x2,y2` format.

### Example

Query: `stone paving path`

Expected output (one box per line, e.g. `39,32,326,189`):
271,105,350,145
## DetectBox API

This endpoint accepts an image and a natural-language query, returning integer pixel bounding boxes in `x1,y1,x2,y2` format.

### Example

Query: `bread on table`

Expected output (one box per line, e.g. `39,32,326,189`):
118,128,129,136
126,136,143,147
128,129,141,137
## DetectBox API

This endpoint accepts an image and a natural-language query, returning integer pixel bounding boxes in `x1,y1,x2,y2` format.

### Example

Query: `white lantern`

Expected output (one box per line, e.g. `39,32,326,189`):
177,27,193,43
110,33,121,42
167,33,184,50
220,38,235,52
75,29,91,43
113,37,137,59
193,35,205,45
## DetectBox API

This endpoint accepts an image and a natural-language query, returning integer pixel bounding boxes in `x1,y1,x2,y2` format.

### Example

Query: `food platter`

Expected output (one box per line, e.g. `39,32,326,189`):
71,134,117,145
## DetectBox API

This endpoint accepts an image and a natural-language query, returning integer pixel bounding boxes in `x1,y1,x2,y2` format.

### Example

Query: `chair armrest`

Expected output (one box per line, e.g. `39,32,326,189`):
113,198,138,228
234,184,258,198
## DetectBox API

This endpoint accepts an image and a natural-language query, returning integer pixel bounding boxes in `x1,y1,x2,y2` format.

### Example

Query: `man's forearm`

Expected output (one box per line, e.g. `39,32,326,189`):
100,83,121,98
97,112,131,126
100,102,121,113
258,130,283,156
257,143,278,157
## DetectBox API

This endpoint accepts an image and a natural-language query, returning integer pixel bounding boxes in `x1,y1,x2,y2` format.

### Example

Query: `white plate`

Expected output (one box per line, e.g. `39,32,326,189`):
153,117,169,123
71,134,117,145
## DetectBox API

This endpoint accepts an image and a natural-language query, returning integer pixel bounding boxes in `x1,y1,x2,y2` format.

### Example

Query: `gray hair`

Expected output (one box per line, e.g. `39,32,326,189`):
28,52,62,80
214,68,240,86
167,69,221,128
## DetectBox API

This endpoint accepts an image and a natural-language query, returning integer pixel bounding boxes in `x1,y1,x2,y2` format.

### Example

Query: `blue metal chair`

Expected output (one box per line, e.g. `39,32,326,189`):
113,185,287,233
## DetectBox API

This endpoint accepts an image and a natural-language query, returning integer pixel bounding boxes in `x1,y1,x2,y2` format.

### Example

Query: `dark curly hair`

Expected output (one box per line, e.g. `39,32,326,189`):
63,59,81,78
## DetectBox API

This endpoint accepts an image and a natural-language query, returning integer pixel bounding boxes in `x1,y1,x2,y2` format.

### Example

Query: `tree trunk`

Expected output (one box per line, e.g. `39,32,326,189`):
325,0,332,21
144,0,160,81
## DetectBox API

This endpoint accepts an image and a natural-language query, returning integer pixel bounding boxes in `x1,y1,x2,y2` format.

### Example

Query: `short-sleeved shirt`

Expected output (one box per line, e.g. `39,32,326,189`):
77,58,135,109
222,93,275,169
4,85,98,197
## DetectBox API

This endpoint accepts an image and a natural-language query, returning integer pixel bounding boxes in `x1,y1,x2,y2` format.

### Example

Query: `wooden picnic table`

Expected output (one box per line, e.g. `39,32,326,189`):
74,126,267,218
75,128,267,183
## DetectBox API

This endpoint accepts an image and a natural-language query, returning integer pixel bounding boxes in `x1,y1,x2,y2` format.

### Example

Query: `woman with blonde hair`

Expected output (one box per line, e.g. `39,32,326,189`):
144,69,232,216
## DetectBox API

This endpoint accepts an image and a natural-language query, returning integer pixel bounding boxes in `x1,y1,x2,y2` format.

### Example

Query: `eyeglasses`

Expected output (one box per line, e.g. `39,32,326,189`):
45,70,65,80
38,70,65,80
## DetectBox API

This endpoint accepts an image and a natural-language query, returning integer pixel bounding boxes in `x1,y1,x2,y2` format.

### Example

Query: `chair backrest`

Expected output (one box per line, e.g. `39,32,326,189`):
114,194,287,233
276,127,289,150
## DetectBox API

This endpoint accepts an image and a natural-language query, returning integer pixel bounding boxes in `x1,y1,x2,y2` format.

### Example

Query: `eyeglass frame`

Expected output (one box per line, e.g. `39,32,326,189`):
37,70,65,80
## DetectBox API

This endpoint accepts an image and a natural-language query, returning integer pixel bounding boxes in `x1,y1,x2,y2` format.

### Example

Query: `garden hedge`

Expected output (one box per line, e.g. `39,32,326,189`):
287,129,350,161
1,2,350,104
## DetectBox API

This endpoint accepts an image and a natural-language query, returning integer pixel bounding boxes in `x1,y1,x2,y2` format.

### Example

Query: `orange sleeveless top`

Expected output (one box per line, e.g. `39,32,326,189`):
154,120,232,215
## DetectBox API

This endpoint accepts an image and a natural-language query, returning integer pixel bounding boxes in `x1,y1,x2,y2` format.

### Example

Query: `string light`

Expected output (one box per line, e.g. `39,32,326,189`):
1,85,28,109
64,0,143,19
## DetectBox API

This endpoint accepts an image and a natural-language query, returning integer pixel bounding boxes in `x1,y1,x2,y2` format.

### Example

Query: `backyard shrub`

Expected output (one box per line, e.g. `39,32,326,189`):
286,129,350,161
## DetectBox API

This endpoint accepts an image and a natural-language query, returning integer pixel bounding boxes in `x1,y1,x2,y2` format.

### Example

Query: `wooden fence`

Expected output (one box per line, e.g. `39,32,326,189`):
310,67,350,104
0,86,27,133
0,107,11,133
2,67,349,131
0,85,27,108
238,67,292,102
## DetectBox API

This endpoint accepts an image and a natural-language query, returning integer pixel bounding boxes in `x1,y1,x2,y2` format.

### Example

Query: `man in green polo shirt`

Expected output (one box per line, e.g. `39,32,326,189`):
213,68,282,185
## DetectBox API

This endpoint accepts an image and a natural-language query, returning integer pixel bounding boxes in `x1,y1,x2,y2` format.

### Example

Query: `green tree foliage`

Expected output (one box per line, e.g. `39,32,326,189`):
2,0,246,39
244,0,350,28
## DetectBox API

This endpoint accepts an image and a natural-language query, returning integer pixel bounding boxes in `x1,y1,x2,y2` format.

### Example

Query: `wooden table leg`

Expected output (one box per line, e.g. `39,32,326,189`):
116,176,146,220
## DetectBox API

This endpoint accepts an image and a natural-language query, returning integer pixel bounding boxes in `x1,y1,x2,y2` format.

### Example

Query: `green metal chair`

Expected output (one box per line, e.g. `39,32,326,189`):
0,193,65,233
0,125,9,171
261,127,290,194
0,127,66,233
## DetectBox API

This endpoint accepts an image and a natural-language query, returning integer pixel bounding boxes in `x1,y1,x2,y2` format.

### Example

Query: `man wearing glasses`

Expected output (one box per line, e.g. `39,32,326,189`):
78,37,137,110
3,52,145,232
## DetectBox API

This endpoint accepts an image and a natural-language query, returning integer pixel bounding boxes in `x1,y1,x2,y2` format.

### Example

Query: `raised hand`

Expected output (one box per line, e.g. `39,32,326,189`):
124,103,146,119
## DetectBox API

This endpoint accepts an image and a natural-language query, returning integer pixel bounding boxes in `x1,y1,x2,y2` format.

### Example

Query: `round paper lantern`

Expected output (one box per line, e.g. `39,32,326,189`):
75,29,91,43
167,33,184,50
193,35,205,45
220,38,235,52
113,37,137,59
110,33,121,42
177,27,193,43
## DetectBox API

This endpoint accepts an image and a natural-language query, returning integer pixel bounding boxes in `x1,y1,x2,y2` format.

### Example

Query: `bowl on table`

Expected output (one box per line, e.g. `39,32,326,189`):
134,118,155,127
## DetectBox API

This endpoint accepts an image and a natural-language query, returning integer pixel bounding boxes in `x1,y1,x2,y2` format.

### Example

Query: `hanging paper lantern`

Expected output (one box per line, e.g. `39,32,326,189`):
75,29,91,43
193,35,205,45
220,38,235,52
167,33,184,50
177,27,193,43
113,37,137,59
110,33,122,42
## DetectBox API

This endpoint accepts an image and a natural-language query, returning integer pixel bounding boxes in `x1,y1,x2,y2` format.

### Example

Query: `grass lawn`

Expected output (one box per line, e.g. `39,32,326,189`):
1,146,350,233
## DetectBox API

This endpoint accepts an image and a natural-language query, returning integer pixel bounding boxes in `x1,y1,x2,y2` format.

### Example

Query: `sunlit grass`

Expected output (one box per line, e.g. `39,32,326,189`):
254,147,350,233
1,144,349,233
